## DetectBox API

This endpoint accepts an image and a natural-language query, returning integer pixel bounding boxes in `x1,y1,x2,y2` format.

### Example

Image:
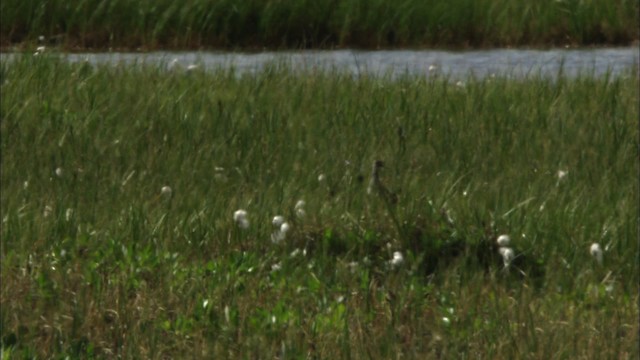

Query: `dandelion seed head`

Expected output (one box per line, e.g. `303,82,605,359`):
233,209,247,222
55,167,63,178
65,208,73,221
271,262,281,272
280,222,290,234
318,174,326,182
442,317,451,325
390,251,404,267
497,234,511,247
233,209,249,229
272,215,285,227
499,247,515,267
590,243,603,264
557,169,568,180
161,186,172,196
294,200,306,218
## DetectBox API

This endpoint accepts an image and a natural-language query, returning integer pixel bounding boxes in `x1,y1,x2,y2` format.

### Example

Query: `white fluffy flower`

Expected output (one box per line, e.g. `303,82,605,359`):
272,215,285,227
499,247,515,267
161,186,172,197
496,234,511,247
271,262,282,272
233,209,249,229
557,169,568,180
590,243,603,265
270,222,290,244
55,167,63,178
294,200,306,218
390,251,404,267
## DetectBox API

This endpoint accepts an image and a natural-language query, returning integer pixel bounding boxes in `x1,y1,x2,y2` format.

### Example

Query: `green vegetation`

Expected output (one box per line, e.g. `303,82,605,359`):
1,0,638,50
1,55,638,358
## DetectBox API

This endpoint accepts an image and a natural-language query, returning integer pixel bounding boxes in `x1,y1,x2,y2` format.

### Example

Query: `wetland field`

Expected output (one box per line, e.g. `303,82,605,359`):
0,54,638,358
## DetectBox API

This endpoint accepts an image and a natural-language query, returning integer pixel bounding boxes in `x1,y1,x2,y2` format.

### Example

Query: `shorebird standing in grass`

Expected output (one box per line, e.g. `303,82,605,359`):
368,160,397,205
368,159,402,238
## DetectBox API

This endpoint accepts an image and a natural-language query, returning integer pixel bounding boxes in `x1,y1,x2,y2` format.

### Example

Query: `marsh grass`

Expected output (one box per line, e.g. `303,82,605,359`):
1,0,638,50
0,56,638,358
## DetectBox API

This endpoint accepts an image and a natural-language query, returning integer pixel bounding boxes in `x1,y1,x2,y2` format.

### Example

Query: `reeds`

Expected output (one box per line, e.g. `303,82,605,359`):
1,0,638,50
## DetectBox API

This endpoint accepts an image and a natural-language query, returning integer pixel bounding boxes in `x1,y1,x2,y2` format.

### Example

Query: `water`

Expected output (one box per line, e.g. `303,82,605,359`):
2,48,638,78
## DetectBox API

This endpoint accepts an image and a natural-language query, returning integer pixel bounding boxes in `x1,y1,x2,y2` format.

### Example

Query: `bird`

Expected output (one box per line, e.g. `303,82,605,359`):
368,160,397,205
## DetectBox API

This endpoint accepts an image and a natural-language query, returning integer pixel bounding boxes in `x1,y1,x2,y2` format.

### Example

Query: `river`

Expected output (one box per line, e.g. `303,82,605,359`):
1,47,637,78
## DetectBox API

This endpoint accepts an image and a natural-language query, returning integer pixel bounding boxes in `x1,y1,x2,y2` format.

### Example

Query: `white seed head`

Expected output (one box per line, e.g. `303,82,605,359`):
317,174,326,182
233,209,249,229
23,181,29,190
390,251,404,267
271,232,284,244
280,222,290,234
590,243,603,264
295,200,306,218
272,215,285,227
186,64,199,72
161,186,172,196
168,58,180,70
271,262,281,272
499,247,515,267
557,170,568,180
442,317,451,325
224,305,230,323
428,64,437,72
496,234,511,247
65,208,73,221
43,205,53,218
233,209,247,222
55,167,64,178
290,248,301,257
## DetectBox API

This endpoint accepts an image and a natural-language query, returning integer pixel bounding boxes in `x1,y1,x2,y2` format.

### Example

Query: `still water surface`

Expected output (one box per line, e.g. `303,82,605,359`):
2,48,637,78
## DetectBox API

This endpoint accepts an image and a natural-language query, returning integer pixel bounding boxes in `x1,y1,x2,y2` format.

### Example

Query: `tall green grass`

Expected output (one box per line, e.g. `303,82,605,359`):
1,55,638,358
1,0,638,50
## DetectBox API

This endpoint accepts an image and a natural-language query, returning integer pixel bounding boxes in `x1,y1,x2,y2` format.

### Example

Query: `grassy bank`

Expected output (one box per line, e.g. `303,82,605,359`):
1,0,638,50
1,56,638,358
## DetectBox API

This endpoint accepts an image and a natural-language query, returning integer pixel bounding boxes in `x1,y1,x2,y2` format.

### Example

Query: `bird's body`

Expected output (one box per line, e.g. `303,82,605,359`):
368,160,397,204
